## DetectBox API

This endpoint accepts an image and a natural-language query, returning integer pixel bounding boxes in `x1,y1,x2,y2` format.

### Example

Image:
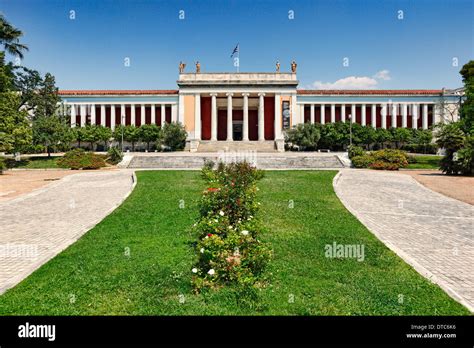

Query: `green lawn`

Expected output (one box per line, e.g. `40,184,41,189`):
6,156,65,169
406,155,442,170
0,171,468,315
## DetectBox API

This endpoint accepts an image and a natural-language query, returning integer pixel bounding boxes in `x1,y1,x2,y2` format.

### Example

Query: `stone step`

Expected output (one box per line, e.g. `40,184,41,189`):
197,141,276,153
127,154,344,169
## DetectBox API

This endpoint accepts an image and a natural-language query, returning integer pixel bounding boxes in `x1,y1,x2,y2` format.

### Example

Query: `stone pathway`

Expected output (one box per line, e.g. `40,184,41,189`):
334,169,474,312
0,170,135,294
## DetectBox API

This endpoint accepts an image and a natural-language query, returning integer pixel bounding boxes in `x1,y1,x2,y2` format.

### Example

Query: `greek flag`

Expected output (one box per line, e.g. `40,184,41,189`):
230,43,239,58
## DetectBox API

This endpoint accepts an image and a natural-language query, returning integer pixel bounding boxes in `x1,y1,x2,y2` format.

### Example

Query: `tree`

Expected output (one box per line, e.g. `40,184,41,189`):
0,15,28,59
459,60,474,134
435,123,465,174
0,52,15,92
161,122,188,151
123,125,140,151
95,125,112,150
138,124,161,151
33,114,72,157
113,125,126,149
375,128,392,149
390,127,412,149
0,92,32,153
285,123,320,151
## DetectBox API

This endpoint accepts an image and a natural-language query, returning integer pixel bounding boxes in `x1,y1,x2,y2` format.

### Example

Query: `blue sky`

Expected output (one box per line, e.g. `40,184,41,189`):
1,0,473,90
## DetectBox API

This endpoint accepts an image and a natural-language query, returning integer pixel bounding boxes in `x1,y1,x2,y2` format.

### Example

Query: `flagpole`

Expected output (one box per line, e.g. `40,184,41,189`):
237,44,240,73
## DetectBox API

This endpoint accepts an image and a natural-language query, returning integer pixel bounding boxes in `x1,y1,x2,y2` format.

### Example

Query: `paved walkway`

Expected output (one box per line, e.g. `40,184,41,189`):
0,170,135,294
334,169,474,312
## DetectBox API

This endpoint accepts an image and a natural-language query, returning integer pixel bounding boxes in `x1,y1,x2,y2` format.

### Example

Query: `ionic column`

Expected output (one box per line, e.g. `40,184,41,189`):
171,104,178,123
121,104,125,125
242,93,250,141
412,104,418,129
320,104,325,124
90,104,96,125
351,104,356,123
361,104,366,126
70,104,76,127
194,94,201,140
100,105,105,127
132,105,136,126
381,104,387,129
141,104,146,125
392,103,397,128
258,92,265,141
371,104,377,128
422,104,428,129
161,104,166,126
226,93,233,141
111,105,116,131
299,104,304,124
402,104,408,128
80,105,86,126
310,104,315,124
151,104,156,124
331,104,336,123
210,93,218,141
274,93,282,139
341,104,346,122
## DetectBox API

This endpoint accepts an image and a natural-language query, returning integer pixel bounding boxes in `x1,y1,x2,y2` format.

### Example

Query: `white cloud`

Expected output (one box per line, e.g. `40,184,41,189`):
309,69,391,90
311,76,378,90
373,70,391,81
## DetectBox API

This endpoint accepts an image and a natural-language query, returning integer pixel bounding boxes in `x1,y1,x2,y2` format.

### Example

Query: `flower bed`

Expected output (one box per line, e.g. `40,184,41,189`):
191,161,272,292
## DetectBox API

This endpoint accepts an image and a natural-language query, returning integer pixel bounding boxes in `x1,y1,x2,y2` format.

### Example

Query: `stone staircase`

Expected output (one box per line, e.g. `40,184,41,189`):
127,154,345,169
196,141,276,152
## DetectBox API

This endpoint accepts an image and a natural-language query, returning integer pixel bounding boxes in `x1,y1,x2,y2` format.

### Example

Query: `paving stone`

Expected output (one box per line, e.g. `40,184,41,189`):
0,170,135,294
334,169,474,312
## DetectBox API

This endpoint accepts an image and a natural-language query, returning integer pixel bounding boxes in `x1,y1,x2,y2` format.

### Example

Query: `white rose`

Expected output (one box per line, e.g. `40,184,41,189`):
208,269,215,275
241,230,249,236
200,248,205,253
219,211,225,216
192,268,198,273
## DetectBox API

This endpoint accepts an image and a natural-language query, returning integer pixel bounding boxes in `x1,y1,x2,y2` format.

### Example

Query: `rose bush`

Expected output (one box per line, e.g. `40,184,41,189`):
191,161,272,292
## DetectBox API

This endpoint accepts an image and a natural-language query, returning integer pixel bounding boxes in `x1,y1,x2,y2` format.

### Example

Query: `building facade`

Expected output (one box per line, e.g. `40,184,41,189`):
59,68,463,151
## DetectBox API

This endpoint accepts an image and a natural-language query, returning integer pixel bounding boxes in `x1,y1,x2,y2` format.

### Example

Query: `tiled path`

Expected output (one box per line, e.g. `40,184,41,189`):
0,170,135,294
334,169,474,312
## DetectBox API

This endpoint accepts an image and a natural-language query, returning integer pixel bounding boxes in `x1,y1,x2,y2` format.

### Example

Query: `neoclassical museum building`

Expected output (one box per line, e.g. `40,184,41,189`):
59,63,463,151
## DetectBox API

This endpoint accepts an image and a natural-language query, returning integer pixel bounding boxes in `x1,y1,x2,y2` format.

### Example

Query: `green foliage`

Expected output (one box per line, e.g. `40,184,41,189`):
459,60,474,134
285,122,321,150
192,162,271,292
0,156,6,173
138,124,161,150
390,127,412,149
161,122,187,151
435,122,466,174
454,136,474,175
0,14,29,59
351,149,409,170
106,146,123,165
33,114,73,156
0,92,32,153
347,145,365,159
57,148,106,170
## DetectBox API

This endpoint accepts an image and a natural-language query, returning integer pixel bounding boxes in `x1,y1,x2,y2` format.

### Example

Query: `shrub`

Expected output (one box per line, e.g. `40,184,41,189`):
161,122,187,151
0,157,6,173
191,161,271,292
285,123,321,150
57,148,106,170
348,145,365,159
351,149,408,170
106,146,123,165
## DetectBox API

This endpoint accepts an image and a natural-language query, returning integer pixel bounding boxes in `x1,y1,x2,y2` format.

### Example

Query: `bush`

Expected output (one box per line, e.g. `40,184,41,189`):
285,123,321,151
191,161,271,292
0,157,6,173
351,149,408,170
401,143,438,154
348,145,365,159
161,122,187,151
57,148,106,170
106,146,123,165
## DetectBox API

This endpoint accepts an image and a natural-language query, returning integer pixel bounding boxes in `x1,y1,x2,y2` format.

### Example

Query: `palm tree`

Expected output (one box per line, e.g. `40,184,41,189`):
0,15,28,59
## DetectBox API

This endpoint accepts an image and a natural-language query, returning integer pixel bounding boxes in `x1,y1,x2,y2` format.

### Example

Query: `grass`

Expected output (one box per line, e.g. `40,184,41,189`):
0,171,468,315
406,155,442,170
6,156,66,169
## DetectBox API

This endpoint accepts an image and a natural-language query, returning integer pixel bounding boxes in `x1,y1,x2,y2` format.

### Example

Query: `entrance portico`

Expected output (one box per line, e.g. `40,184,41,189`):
177,72,298,150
